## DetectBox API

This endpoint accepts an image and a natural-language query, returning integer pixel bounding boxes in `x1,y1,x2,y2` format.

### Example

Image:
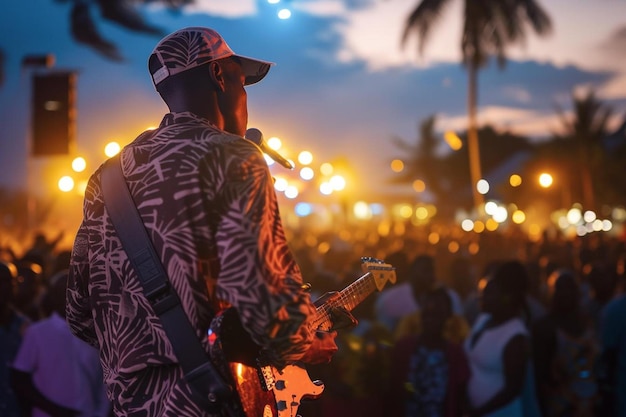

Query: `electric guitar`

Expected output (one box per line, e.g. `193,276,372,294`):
208,257,396,417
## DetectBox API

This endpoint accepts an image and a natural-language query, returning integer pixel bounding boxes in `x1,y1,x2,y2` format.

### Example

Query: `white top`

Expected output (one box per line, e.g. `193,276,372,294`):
12,312,110,417
374,281,463,331
464,314,528,417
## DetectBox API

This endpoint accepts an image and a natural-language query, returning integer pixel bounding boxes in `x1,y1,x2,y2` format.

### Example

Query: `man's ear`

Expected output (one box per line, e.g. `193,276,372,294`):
208,61,226,92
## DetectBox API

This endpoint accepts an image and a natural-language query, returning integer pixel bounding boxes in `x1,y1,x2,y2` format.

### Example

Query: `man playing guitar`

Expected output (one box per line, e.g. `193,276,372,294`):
66,26,357,417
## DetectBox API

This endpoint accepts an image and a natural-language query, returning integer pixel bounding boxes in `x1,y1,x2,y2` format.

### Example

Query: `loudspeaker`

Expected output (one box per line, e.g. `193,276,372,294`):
31,72,76,156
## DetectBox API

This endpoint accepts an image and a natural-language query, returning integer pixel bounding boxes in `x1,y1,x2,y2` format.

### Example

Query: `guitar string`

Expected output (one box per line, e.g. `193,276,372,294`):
312,272,378,329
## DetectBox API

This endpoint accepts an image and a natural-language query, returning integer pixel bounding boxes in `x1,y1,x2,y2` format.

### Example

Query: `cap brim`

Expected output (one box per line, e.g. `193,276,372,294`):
237,55,274,86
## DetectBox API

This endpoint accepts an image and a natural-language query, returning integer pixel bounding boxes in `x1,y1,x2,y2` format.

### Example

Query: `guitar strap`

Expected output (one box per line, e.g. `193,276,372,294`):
101,153,233,413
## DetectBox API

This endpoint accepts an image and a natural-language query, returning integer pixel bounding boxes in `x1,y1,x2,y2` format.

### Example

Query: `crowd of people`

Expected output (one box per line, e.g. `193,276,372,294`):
1,233,111,417
2,226,625,417
2,24,625,417
287,226,626,417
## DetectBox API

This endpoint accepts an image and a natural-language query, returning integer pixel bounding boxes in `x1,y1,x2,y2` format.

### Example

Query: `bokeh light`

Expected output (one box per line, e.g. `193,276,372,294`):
58,176,74,192
71,157,86,173
104,142,121,157
267,136,282,150
509,174,522,187
412,179,426,193
298,151,313,165
538,172,553,188
329,175,346,191
476,179,489,195
277,8,291,19
390,159,404,173
299,167,314,180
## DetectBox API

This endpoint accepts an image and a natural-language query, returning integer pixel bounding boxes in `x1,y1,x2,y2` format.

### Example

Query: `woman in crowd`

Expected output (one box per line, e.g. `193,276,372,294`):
532,269,600,417
464,260,532,417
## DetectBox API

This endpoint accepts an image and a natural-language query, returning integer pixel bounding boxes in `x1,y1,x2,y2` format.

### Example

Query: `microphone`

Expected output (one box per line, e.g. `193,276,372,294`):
245,128,294,170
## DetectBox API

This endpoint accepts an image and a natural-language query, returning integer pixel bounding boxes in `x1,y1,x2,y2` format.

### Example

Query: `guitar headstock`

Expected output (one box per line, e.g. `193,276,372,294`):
360,257,396,292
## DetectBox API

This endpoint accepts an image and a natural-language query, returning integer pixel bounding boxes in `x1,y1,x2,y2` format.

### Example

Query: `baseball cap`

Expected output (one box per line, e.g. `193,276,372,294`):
149,27,273,87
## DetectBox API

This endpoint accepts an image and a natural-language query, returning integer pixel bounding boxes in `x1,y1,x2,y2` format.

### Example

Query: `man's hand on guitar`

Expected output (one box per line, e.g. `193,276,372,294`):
329,305,358,331
299,303,358,365
313,291,359,332
299,330,339,364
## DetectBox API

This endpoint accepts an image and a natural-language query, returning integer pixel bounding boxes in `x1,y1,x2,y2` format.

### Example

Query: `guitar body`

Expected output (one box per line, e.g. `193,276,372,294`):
208,258,395,417
209,308,324,417
227,361,276,417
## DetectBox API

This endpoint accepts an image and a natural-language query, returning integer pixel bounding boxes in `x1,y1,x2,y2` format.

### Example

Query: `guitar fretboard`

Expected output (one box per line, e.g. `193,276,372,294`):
311,272,377,331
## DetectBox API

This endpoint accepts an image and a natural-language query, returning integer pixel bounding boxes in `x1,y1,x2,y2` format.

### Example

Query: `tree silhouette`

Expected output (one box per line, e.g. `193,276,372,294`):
390,115,448,201
391,115,534,216
552,91,614,211
67,0,194,61
0,0,193,84
402,0,552,211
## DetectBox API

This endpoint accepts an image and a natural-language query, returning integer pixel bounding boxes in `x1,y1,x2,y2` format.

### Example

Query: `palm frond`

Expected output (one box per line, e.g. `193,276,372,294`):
71,1,124,61
402,0,452,55
96,0,164,35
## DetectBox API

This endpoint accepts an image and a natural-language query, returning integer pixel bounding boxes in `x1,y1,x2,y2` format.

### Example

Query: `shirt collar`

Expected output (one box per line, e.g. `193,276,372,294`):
159,111,215,128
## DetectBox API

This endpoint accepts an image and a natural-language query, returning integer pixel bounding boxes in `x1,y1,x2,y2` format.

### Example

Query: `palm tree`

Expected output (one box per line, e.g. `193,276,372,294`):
1,0,193,82
391,115,446,199
553,91,613,211
402,0,552,212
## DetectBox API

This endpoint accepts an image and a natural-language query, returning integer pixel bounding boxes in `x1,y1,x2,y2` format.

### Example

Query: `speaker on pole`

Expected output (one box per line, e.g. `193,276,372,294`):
31,72,76,156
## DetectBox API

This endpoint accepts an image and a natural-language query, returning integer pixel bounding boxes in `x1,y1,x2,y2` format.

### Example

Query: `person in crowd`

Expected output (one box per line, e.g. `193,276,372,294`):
531,268,600,417
66,26,352,417
464,260,534,417
446,255,477,309
20,232,64,278
375,254,463,334
582,261,618,339
11,270,111,417
13,261,45,322
388,287,470,417
1,260,30,417
599,291,626,417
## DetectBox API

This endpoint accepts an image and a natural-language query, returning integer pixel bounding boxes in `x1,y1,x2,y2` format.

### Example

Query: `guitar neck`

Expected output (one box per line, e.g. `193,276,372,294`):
311,272,377,331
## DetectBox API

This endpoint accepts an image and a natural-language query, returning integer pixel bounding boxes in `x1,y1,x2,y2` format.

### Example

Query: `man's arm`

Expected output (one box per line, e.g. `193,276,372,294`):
65,177,99,347
210,144,318,367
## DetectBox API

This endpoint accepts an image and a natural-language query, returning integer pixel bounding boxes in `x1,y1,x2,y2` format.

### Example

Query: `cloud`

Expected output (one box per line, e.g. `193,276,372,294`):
294,0,349,16
593,25,626,100
180,0,258,17
438,106,563,138
599,25,626,56
295,0,463,71
599,74,626,101
1,0,624,193
501,86,532,104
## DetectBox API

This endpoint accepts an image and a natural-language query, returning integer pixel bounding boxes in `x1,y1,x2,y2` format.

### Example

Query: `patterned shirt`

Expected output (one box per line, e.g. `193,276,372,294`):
406,345,449,417
66,112,316,416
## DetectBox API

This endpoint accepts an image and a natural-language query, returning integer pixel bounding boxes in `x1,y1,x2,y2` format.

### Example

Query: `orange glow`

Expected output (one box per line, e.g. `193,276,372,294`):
538,173,553,188
509,174,522,187
390,159,404,173
412,179,426,193
444,131,462,151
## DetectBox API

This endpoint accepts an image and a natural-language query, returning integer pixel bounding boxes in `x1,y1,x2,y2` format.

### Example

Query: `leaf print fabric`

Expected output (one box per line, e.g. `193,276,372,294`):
66,111,316,416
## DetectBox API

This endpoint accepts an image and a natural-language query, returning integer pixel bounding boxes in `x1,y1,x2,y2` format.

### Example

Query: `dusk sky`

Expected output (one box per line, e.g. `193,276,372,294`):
1,0,626,200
